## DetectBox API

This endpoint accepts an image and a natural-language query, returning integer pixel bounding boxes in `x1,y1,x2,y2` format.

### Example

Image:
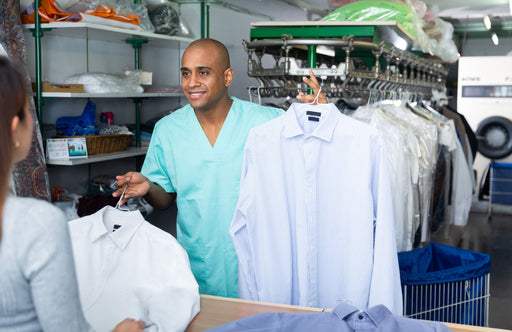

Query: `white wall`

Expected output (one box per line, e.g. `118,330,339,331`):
461,37,512,56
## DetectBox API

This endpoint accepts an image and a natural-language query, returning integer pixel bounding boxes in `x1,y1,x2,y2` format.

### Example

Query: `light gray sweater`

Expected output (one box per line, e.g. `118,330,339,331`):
0,195,91,332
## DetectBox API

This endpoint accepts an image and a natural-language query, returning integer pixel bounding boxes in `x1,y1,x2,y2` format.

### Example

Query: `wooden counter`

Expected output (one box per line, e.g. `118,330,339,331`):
185,295,510,332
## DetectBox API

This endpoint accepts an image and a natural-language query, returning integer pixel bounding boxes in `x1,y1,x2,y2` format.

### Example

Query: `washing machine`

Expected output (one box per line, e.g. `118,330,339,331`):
457,56,512,192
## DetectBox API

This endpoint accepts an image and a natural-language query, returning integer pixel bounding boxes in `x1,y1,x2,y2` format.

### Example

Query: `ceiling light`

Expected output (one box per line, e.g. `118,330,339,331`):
484,15,492,30
492,32,499,46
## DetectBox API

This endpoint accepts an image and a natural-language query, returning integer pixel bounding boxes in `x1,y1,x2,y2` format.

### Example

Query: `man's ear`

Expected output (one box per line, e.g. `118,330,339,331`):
224,67,234,87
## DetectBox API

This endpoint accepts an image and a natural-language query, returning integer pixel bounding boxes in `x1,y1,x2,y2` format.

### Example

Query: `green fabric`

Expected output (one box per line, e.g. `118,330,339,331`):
322,0,417,38
141,97,283,297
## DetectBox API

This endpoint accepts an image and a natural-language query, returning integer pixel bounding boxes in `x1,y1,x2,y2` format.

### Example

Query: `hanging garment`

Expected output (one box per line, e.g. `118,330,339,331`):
351,105,421,252
1,0,51,201
441,108,471,162
456,110,478,164
379,102,438,244
445,122,473,226
230,103,402,314
411,103,473,227
68,206,200,332
205,301,452,332
141,97,283,297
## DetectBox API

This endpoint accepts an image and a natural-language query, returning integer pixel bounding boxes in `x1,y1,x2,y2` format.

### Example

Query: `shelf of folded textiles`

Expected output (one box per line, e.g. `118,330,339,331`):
39,92,184,98
23,22,194,46
46,146,148,166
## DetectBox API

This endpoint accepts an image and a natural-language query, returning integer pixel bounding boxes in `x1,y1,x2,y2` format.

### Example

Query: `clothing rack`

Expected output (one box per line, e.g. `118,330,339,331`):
244,21,448,100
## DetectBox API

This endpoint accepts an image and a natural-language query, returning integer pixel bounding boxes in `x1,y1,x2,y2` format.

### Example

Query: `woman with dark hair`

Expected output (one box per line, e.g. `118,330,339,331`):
0,56,144,332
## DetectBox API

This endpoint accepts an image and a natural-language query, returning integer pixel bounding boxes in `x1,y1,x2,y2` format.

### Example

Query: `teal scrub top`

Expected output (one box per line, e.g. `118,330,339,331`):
141,97,283,297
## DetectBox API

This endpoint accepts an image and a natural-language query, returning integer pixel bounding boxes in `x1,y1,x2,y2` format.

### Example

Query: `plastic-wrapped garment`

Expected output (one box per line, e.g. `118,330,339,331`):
55,0,98,12
321,0,443,59
322,0,419,37
329,0,428,20
321,0,434,53
64,72,144,93
375,109,421,252
352,105,420,252
146,1,192,37
379,101,438,245
148,4,179,35
1,0,51,201
21,0,153,29
21,0,142,29
427,18,459,63
409,103,473,227
414,105,455,231
101,0,154,32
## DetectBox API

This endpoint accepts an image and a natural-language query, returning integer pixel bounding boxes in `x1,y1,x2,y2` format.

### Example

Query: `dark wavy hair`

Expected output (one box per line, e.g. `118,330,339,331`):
0,56,28,238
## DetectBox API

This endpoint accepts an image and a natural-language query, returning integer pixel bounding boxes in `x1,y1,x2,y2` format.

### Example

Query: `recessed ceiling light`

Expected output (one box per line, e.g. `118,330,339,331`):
484,15,492,30
492,32,499,46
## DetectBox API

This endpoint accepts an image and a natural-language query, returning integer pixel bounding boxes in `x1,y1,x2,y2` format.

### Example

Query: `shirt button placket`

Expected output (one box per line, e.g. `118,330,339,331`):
304,137,318,307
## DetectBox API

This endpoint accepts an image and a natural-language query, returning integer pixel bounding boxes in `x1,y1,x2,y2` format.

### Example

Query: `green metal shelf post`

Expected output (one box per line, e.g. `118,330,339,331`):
33,0,43,131
307,45,317,93
125,38,148,149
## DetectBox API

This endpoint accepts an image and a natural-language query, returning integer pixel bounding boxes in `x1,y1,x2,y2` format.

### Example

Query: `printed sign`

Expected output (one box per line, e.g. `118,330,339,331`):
47,138,88,160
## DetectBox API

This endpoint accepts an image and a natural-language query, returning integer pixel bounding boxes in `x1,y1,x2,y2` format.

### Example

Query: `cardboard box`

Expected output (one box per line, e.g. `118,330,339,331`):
32,82,84,93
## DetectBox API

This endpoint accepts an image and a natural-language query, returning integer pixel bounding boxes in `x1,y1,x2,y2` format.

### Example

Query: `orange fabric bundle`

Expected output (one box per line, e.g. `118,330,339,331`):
21,0,140,26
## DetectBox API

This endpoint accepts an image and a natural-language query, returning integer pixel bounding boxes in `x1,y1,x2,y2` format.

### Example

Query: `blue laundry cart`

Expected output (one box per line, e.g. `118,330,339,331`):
398,242,491,326
488,161,512,219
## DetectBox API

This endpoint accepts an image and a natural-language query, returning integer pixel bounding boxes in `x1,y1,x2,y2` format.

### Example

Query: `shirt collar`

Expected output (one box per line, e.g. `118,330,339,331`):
283,103,340,142
89,206,145,250
332,301,391,326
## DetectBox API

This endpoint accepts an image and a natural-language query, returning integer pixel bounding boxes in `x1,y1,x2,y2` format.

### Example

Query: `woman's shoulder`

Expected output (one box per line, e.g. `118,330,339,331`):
4,196,66,231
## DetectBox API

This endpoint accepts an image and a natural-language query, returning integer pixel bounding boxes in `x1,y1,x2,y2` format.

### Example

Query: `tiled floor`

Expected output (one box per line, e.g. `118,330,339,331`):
432,201,512,330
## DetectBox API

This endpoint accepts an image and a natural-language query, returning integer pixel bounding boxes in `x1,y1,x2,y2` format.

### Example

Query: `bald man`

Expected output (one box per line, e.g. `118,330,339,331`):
114,38,325,297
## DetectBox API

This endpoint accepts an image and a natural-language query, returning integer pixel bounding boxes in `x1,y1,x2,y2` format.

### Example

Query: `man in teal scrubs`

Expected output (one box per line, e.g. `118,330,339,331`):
114,38,325,297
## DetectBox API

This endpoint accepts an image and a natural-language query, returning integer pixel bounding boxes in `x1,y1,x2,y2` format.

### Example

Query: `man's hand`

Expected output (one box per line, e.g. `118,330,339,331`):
296,68,328,104
113,172,151,206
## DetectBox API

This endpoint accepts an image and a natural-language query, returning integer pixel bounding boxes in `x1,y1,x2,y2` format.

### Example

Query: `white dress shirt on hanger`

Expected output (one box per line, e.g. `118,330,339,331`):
230,103,402,314
68,206,200,332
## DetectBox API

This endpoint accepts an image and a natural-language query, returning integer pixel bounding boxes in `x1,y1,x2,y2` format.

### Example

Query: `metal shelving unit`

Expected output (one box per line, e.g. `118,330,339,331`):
27,9,193,166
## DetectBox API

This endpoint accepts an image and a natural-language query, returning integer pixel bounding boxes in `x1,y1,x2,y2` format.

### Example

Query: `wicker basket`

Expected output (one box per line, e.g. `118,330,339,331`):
58,134,133,155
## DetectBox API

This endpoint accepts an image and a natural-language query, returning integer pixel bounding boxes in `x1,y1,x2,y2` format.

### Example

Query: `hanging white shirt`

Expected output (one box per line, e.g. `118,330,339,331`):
68,206,200,332
230,103,402,314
